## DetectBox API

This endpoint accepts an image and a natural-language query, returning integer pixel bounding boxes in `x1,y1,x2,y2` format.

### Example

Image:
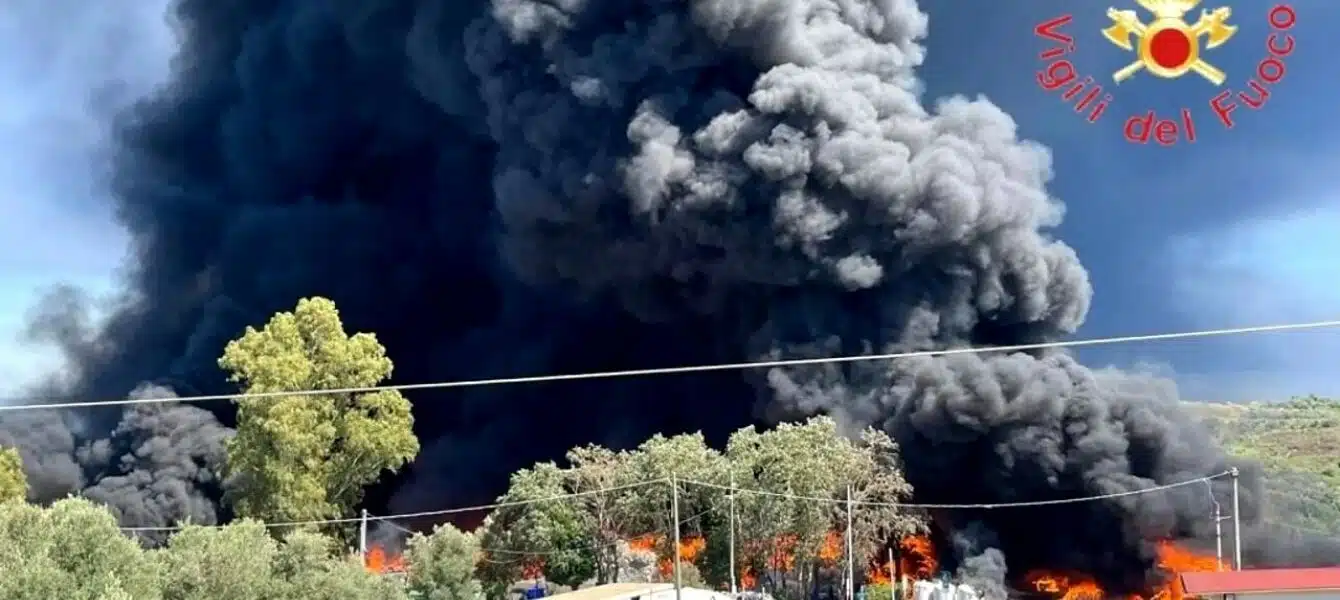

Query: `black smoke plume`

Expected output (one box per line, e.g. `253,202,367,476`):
3,0,1336,588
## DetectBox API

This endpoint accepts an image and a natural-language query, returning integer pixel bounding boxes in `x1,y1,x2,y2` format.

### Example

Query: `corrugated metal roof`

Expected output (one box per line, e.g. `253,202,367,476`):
1181,568,1340,595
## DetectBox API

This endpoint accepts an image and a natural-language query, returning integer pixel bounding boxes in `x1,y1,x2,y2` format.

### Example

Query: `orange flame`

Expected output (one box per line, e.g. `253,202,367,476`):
629,534,658,553
731,531,862,590
867,561,892,585
1024,542,1220,600
521,560,546,579
364,545,406,573
740,566,757,590
899,535,938,580
628,534,706,578
819,531,843,563
1027,573,1105,600
1151,541,1221,600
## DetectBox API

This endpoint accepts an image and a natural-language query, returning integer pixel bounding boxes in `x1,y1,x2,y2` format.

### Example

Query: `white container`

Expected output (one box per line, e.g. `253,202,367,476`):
953,584,980,600
912,580,937,600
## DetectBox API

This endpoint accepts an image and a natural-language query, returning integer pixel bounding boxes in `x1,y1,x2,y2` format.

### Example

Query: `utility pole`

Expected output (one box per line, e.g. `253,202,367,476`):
1204,480,1227,570
359,509,369,563
729,469,738,594
887,548,896,600
846,485,855,600
672,475,683,600
1230,467,1242,570
1214,500,1226,570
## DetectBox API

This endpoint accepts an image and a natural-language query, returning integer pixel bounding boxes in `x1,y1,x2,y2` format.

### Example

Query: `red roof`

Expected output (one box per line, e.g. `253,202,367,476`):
1182,568,1340,595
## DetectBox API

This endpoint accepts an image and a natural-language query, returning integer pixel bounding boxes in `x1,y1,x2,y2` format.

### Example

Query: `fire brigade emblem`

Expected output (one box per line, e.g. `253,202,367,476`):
1102,0,1237,85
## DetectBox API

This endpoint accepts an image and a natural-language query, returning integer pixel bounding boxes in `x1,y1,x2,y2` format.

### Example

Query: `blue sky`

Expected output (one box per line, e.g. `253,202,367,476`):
0,0,171,388
1,0,1336,401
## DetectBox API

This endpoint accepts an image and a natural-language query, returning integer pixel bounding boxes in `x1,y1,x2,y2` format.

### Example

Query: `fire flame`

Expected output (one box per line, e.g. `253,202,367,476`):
521,561,545,579
629,534,706,577
733,533,934,592
733,531,850,590
364,544,406,573
861,534,940,588
899,535,939,580
819,531,843,563
1025,542,1221,600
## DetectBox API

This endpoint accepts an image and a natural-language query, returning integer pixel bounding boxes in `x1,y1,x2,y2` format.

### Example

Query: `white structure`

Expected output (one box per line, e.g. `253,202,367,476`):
911,579,978,600
544,583,734,600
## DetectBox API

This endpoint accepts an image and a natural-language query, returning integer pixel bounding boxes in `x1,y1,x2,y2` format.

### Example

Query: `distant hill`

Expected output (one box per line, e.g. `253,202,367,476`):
1184,396,1340,537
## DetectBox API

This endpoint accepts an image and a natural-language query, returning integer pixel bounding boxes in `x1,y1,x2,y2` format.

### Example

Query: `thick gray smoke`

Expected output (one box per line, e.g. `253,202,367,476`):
2,0,1336,589
952,524,1008,600
79,385,231,529
0,383,230,534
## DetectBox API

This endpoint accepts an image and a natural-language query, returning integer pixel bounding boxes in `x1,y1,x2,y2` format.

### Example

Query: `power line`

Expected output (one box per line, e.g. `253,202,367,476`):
120,478,669,532
380,507,720,556
9,318,1340,412
680,471,1232,509
120,470,1231,533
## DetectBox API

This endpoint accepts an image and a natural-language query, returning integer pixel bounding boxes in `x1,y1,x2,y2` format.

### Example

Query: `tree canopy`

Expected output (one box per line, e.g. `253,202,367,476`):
0,445,25,503
0,498,160,600
158,521,403,599
475,416,923,599
405,523,485,600
220,297,420,524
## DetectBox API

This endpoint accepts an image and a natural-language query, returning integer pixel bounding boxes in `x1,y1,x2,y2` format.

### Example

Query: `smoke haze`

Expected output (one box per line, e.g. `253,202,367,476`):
1,0,1335,588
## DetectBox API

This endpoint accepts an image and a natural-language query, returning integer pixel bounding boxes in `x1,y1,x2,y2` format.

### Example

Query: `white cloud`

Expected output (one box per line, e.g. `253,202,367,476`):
1165,200,1340,400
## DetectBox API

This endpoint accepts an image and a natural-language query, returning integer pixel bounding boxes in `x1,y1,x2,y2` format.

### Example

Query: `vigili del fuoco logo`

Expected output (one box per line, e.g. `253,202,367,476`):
1032,0,1296,146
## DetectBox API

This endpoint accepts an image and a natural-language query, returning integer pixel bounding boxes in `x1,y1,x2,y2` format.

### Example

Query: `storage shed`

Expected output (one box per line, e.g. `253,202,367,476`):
1181,568,1340,600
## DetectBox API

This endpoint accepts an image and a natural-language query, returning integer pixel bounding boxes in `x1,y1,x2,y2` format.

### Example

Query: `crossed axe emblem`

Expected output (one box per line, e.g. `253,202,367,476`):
1102,2,1237,85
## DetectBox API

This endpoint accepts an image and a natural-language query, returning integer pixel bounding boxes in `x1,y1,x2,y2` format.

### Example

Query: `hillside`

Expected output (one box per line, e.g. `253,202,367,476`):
1184,396,1340,537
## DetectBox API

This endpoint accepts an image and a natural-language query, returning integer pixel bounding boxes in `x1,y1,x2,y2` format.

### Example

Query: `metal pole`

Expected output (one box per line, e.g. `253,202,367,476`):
358,509,369,563
1204,479,1224,571
1214,502,1224,570
887,548,896,600
672,475,683,600
1230,467,1242,570
729,469,738,594
846,485,855,600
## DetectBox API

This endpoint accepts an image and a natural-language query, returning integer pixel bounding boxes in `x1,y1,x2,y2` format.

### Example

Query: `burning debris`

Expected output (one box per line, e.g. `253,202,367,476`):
365,544,407,574
875,533,1221,600
629,534,707,580
1022,542,1221,600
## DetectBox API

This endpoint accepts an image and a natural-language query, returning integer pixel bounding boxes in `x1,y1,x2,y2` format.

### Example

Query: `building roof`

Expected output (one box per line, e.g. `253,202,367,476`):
1181,568,1340,595
545,583,675,600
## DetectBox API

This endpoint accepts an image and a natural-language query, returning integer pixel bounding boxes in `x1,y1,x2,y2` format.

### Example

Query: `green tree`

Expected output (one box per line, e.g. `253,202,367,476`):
476,463,596,594
159,520,404,600
542,517,598,588
220,297,419,524
0,446,25,503
565,444,639,583
0,498,161,600
273,529,407,599
481,434,732,591
722,417,921,598
617,433,727,536
614,433,726,586
405,523,484,600
158,520,283,599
